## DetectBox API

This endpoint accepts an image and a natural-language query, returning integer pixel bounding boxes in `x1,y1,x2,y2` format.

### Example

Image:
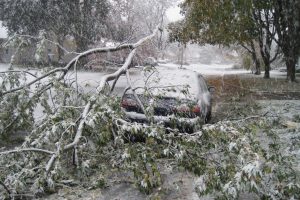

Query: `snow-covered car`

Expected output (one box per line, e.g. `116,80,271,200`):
121,68,214,131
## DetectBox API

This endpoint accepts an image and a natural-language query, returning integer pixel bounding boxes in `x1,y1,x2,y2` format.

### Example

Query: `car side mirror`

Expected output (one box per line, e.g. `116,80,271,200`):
208,86,215,93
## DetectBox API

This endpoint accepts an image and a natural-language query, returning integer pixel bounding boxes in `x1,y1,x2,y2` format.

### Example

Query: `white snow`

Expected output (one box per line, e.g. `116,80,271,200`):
158,63,249,75
0,62,289,98
166,1,184,22
127,68,200,99
0,21,8,38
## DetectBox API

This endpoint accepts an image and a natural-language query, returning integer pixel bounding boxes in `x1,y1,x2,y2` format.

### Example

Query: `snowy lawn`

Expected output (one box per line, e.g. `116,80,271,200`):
0,62,291,96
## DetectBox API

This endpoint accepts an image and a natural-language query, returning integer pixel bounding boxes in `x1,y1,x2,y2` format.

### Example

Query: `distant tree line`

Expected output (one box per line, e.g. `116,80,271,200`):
0,0,110,61
169,0,300,82
0,0,173,65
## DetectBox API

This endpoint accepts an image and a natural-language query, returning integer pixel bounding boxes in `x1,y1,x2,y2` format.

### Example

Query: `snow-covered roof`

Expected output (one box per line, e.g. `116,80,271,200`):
0,21,8,39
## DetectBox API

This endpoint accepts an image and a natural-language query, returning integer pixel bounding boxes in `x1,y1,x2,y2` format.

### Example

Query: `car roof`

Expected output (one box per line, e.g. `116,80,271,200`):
128,67,203,100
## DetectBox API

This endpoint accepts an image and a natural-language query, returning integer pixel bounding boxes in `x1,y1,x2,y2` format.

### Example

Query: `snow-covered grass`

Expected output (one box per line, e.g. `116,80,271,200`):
0,62,293,99
159,62,247,75
158,62,291,78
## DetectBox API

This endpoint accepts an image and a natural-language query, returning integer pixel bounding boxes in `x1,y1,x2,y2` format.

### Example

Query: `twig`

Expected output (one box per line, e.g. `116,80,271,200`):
110,72,123,94
0,70,37,78
231,111,270,122
1,67,67,96
46,153,57,173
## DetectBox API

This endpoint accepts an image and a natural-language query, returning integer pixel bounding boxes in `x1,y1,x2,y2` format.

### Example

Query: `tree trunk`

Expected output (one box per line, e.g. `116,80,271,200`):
249,41,261,75
74,35,89,68
286,57,296,82
264,61,270,78
260,51,270,79
57,36,65,64
259,45,271,79
273,0,299,82
250,52,261,75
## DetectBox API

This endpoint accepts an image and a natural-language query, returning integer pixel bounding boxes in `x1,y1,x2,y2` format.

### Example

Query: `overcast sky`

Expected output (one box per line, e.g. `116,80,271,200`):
166,1,183,22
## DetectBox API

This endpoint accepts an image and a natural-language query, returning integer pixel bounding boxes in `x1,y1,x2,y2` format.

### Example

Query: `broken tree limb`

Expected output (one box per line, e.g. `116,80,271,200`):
96,49,137,93
1,67,68,96
63,26,159,157
63,101,92,150
1,26,160,97
63,49,137,152
7,26,161,174
0,148,55,155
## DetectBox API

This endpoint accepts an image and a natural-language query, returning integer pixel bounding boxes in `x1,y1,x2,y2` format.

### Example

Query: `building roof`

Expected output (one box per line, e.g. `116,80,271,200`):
0,21,8,39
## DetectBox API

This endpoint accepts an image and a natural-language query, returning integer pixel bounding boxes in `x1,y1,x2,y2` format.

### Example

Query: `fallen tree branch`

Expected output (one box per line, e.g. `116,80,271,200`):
231,111,270,122
63,49,137,152
42,26,161,172
1,25,160,97
63,101,92,150
1,67,67,96
96,49,137,93
0,148,55,155
1,26,161,178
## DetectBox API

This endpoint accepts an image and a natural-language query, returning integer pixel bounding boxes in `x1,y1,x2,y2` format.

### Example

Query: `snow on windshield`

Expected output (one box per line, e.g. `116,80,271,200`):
128,67,200,100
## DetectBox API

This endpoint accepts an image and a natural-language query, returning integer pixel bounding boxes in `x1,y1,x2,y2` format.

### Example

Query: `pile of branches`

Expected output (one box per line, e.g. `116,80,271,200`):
0,27,299,199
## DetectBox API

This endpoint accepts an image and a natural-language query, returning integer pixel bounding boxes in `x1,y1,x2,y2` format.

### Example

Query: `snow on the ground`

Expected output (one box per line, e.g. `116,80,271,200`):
0,63,10,71
159,62,249,75
0,21,8,38
0,62,290,91
0,62,289,96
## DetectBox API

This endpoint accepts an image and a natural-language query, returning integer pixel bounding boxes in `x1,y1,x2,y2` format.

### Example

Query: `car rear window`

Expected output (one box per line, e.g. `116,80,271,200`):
129,68,200,100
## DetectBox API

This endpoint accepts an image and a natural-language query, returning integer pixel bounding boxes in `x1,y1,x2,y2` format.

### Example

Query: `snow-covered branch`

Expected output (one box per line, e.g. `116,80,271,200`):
44,26,161,172
1,26,160,97
0,148,55,155
0,70,38,78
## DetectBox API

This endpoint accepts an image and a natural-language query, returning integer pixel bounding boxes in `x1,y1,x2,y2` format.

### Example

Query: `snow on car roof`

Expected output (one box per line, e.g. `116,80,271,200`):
128,67,200,100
